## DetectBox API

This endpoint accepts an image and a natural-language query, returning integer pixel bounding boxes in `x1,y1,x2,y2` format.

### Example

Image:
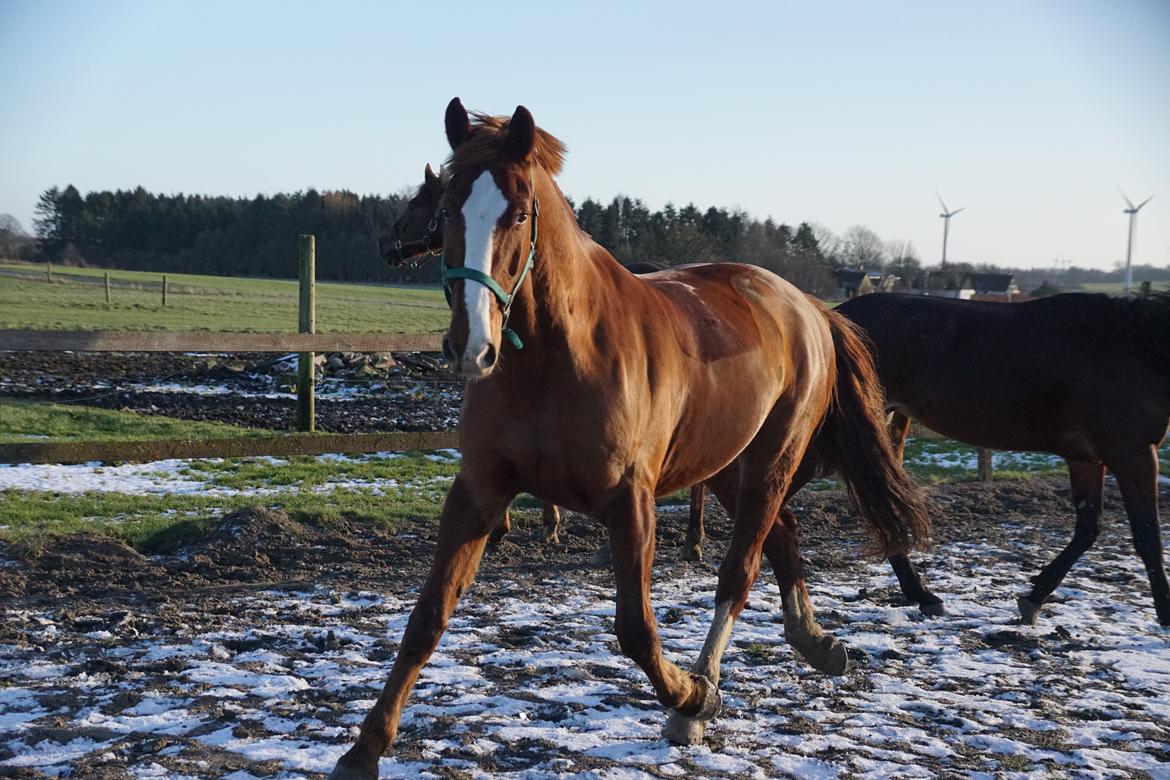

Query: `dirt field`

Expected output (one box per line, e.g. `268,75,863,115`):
3,477,1169,778
0,351,461,434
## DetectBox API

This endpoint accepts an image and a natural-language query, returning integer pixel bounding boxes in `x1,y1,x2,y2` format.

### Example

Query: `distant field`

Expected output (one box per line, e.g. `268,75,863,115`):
1077,280,1170,294
0,261,449,332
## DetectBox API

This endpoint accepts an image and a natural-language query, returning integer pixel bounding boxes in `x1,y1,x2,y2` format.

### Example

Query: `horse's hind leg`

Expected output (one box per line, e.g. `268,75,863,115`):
888,554,944,615
881,411,945,614
684,483,707,561
1110,446,1170,626
541,502,561,544
1018,459,1104,625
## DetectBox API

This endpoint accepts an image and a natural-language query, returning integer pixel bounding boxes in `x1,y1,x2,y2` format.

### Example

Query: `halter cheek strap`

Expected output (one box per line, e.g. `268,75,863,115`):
441,193,539,350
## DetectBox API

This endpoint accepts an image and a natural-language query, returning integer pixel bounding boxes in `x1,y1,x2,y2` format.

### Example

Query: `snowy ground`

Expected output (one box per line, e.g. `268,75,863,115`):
3,529,1168,779
0,439,1109,499
0,451,462,497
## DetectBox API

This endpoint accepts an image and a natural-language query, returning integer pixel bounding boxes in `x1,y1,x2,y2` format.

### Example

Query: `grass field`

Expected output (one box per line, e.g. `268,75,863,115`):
0,261,449,332
0,398,269,443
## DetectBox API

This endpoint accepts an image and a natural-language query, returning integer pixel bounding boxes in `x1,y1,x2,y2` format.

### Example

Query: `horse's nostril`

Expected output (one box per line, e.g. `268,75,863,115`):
442,335,457,364
480,343,497,369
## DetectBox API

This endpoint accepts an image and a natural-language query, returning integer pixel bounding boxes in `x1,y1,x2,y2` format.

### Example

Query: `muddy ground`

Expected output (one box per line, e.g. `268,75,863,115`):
2,478,1169,778
0,351,461,432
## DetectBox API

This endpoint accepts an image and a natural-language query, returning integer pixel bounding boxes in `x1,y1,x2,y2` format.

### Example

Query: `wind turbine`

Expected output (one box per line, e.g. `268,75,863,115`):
1119,188,1154,294
936,192,965,269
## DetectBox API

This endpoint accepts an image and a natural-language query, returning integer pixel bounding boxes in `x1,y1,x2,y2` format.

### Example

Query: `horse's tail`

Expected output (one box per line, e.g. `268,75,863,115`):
817,310,931,556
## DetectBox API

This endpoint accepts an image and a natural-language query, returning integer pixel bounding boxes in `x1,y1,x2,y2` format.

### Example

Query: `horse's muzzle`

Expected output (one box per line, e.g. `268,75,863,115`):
443,333,497,378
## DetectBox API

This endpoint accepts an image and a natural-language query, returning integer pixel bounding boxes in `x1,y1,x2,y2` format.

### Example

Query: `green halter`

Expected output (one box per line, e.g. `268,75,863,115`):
441,193,539,350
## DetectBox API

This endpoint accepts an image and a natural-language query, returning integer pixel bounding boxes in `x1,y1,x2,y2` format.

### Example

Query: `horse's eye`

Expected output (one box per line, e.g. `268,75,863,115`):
516,213,528,225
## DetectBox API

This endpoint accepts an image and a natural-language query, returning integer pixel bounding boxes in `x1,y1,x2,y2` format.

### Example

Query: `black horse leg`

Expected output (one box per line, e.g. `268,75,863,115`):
881,410,944,615
685,484,707,561
1110,446,1170,626
487,509,511,550
1018,459,1104,624
888,554,945,615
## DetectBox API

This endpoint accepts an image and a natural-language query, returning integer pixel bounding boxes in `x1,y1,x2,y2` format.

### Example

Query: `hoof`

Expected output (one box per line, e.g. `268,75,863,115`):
1017,596,1043,626
684,674,721,721
662,711,707,745
919,600,946,617
794,637,849,676
328,754,377,780
544,532,560,545
820,639,849,676
683,544,702,563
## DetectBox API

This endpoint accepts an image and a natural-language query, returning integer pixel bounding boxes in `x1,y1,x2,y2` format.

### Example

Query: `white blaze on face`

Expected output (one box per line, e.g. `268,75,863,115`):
459,170,508,361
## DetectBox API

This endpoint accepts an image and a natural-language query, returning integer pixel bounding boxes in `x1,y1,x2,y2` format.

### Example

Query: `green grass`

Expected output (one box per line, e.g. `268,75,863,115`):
175,450,460,491
0,449,463,551
0,397,269,443
0,484,448,553
0,261,448,333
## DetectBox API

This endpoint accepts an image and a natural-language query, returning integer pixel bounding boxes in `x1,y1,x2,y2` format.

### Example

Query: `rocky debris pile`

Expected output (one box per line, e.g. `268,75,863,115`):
254,351,455,392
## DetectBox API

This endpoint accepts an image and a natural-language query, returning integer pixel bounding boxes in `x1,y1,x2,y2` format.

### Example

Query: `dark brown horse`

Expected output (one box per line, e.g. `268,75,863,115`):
329,101,929,778
379,166,707,558
836,292,1170,626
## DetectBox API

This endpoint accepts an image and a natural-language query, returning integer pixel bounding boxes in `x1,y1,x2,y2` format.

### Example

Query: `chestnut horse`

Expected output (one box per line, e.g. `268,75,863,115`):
835,292,1170,626
329,101,929,778
379,165,708,559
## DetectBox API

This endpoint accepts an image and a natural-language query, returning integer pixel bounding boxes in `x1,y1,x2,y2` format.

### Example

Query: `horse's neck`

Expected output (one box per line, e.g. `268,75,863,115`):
503,177,628,369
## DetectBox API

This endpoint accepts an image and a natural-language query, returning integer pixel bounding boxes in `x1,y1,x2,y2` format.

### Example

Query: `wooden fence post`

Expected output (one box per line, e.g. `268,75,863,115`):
977,448,993,481
104,272,111,304
296,235,316,432
162,275,169,307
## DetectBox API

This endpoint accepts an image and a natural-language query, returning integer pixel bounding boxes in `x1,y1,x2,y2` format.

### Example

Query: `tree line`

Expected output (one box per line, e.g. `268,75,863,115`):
11,184,1169,296
21,184,839,294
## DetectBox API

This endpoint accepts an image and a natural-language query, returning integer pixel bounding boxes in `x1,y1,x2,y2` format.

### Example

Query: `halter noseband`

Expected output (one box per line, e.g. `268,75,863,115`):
441,192,539,351
388,204,445,267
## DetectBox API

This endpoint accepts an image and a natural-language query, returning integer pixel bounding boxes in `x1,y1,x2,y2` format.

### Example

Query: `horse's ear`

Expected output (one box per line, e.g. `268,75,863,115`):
424,163,439,188
506,105,535,161
445,97,470,150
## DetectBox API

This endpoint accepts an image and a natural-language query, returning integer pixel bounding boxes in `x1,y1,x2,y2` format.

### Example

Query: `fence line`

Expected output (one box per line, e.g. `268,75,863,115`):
2,237,997,479
0,431,460,466
0,329,444,353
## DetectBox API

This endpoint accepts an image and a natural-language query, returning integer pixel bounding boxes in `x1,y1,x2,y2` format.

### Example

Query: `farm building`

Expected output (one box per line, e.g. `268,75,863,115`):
834,268,899,299
937,272,1022,301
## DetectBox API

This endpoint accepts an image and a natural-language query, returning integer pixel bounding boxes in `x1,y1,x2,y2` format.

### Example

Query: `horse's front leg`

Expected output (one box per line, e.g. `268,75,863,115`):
330,474,512,780
605,485,719,720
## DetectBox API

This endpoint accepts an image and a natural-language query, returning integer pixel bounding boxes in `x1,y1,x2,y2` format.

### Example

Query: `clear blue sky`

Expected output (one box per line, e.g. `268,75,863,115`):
2,0,1167,270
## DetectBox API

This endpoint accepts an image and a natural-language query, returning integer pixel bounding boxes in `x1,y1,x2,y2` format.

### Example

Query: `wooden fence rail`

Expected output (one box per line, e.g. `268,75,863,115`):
0,431,460,465
0,329,444,353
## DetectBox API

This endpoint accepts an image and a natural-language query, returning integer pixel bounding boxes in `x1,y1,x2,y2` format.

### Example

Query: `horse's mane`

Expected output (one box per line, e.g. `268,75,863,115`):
445,111,568,178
